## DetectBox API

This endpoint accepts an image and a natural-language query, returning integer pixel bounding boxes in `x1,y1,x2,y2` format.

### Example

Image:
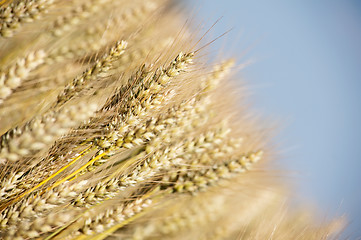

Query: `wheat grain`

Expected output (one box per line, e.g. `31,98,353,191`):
0,101,98,164
54,40,127,107
0,0,54,38
0,50,46,103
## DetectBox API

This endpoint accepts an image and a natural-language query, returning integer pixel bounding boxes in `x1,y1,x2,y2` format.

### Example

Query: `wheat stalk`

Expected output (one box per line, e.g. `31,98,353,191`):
0,1,343,239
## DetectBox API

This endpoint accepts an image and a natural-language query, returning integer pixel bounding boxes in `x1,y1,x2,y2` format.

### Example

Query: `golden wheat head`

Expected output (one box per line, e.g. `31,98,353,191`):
0,1,343,239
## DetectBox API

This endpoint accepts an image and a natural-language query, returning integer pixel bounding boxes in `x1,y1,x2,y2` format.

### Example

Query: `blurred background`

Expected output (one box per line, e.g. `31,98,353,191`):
185,0,361,238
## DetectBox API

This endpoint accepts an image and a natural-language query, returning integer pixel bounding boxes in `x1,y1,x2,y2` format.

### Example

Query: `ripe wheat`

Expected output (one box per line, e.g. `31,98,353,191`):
0,0,342,239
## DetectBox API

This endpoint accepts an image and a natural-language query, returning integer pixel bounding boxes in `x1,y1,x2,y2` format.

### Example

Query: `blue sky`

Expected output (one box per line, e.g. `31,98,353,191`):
187,0,361,238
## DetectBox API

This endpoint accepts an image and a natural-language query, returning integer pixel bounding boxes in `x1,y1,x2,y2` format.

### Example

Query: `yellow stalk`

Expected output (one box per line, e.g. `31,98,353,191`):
44,150,109,192
0,145,93,211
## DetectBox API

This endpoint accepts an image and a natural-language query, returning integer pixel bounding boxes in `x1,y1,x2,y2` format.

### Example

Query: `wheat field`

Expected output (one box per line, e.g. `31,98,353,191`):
0,0,343,239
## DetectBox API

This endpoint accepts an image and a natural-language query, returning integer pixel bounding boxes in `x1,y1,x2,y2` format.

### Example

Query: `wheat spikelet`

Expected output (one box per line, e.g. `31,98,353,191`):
0,0,54,38
0,50,46,102
0,1,343,240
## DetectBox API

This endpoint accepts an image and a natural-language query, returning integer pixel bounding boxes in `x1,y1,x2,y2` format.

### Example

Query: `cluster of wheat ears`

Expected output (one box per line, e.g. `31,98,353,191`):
0,0,343,239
